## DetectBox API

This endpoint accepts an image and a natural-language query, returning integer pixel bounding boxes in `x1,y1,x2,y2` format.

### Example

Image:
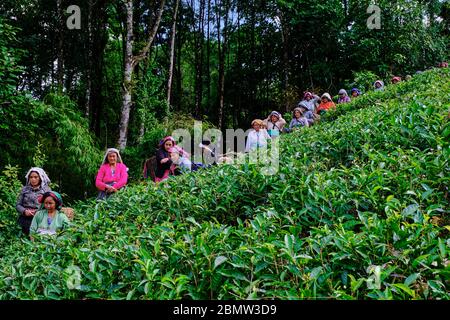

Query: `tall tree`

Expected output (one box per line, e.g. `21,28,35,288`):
118,0,166,150
167,0,180,106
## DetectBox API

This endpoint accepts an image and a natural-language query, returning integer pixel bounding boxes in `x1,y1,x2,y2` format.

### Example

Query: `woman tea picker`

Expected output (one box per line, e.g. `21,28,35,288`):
16,167,51,235
30,191,70,237
95,148,128,200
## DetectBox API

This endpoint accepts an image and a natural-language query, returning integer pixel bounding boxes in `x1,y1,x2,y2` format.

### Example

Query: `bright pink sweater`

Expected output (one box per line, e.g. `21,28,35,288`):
95,163,128,191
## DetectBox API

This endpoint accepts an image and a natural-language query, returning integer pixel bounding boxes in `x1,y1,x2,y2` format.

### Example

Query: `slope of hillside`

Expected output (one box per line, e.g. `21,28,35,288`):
0,69,449,299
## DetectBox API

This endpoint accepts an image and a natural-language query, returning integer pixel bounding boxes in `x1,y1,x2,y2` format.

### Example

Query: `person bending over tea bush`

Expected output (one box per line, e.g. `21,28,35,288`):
30,191,69,237
95,148,128,200
16,167,51,235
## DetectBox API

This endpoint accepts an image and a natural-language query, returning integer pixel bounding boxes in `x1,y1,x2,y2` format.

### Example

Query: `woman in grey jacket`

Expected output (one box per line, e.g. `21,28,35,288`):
16,167,51,235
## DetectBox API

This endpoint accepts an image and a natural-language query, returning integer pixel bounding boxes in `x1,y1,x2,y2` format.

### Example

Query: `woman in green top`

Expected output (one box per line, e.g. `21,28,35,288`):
30,191,70,236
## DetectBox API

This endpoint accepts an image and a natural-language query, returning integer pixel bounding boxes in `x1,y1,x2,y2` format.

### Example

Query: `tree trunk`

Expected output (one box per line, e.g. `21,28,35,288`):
216,0,229,130
56,0,64,93
118,0,134,150
167,0,180,106
118,0,166,150
206,0,211,116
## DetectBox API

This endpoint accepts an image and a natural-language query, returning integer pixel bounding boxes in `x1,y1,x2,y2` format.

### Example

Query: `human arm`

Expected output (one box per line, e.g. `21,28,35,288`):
113,163,128,190
15,188,26,215
95,165,108,191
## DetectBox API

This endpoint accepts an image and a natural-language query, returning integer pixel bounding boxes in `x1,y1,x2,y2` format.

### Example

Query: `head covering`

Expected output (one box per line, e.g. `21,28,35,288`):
374,80,384,88
168,146,183,155
351,88,361,96
292,107,305,118
269,111,281,119
321,93,332,101
38,191,63,210
391,76,401,83
102,148,123,164
405,75,412,81
303,92,312,99
159,136,176,148
25,167,51,188
251,119,264,127
439,62,448,68
338,89,348,96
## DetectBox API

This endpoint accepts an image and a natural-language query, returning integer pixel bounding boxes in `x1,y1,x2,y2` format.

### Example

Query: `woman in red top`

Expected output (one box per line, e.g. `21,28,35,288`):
317,93,336,115
95,148,128,200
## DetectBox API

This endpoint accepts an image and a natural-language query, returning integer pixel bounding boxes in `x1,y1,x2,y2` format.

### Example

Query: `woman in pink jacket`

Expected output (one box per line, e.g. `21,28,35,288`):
95,148,128,200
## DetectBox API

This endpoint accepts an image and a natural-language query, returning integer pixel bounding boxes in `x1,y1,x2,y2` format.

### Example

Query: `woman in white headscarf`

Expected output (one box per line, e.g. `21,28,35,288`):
95,148,128,200
16,167,52,235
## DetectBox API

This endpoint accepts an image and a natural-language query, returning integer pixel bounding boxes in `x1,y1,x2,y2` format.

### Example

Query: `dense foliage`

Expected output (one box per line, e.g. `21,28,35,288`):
0,69,448,299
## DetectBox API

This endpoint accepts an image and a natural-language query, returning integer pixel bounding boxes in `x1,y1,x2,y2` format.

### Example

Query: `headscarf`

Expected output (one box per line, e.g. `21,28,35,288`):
391,76,401,83
351,88,361,96
293,106,306,118
338,89,348,96
102,148,123,164
374,80,384,89
38,191,63,210
303,92,312,99
251,119,265,127
159,136,189,157
25,167,51,188
269,111,281,120
159,136,176,148
321,93,332,101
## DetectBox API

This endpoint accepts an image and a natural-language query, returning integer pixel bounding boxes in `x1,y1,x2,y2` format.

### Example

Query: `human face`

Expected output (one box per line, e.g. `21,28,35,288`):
170,152,180,163
164,140,174,152
107,152,117,165
44,196,56,213
375,82,381,88
29,172,41,187
294,110,301,119
253,123,261,131
352,91,358,97
322,97,329,103
271,115,279,123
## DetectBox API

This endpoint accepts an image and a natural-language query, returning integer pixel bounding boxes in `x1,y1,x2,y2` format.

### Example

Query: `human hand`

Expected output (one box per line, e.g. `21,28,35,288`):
24,209,35,217
161,158,170,164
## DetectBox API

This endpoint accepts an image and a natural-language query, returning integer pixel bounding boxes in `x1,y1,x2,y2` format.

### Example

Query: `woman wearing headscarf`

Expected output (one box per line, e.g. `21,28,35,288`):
391,76,402,84
30,191,69,236
337,89,351,104
263,111,286,138
155,136,189,182
95,148,128,200
316,93,336,115
351,88,361,98
16,167,52,235
374,80,385,91
298,92,320,112
245,119,271,152
285,105,311,133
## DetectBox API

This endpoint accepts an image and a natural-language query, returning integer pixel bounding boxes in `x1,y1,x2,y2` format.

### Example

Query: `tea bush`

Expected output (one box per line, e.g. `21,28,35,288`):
0,69,448,299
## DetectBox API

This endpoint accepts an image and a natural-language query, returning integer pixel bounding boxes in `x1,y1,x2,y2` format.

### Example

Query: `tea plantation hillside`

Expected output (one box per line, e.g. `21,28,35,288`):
0,69,449,299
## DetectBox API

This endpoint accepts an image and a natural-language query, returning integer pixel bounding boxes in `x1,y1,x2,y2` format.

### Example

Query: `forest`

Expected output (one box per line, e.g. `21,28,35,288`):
0,0,449,301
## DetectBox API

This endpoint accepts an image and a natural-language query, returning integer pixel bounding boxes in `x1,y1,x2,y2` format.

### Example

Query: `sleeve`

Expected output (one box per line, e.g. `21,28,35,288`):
278,118,287,128
245,132,253,152
156,149,172,169
289,119,295,130
16,188,26,215
29,211,42,234
95,165,107,191
114,164,128,190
